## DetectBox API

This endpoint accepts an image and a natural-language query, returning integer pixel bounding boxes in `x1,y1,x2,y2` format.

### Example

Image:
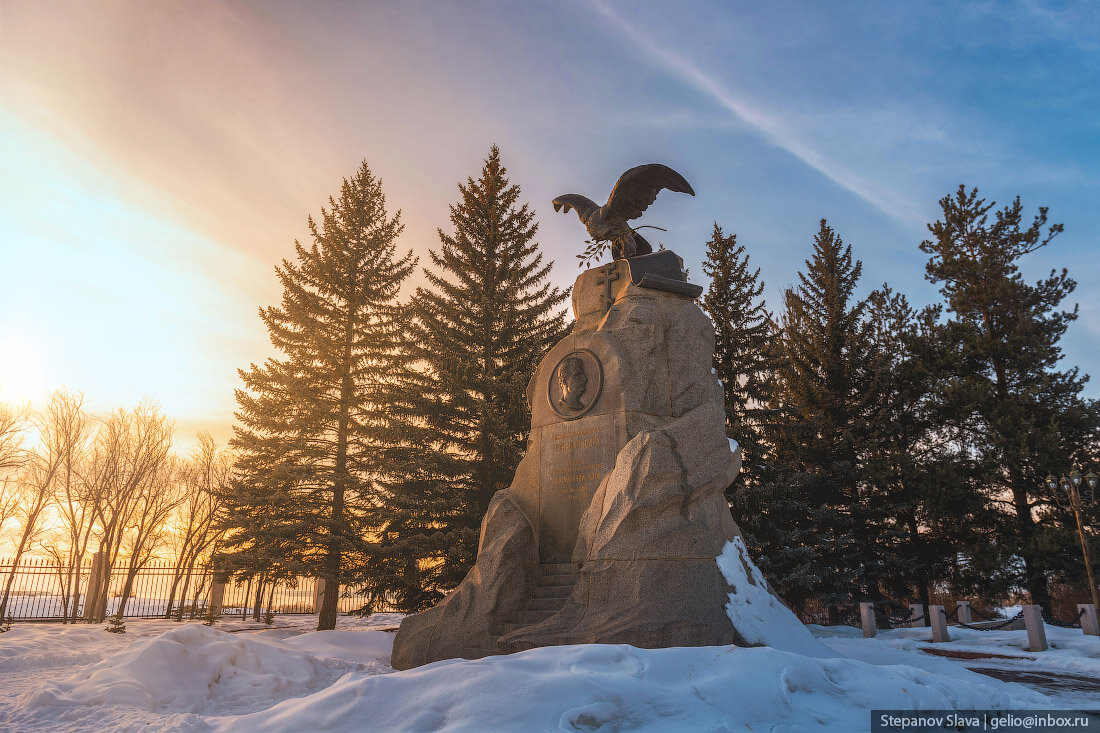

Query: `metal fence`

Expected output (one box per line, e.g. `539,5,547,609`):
0,557,375,621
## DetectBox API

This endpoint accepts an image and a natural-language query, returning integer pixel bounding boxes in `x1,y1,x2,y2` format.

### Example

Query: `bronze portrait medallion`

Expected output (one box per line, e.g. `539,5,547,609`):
547,349,603,419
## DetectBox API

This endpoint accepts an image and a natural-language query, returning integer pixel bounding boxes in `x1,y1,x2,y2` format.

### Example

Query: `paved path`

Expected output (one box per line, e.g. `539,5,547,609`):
969,666,1100,695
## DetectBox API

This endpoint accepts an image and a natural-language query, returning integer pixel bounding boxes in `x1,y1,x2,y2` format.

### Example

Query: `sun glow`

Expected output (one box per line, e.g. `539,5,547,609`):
0,102,273,446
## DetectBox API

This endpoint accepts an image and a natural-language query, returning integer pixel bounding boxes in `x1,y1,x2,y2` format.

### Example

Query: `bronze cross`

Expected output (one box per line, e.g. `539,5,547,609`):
595,264,620,310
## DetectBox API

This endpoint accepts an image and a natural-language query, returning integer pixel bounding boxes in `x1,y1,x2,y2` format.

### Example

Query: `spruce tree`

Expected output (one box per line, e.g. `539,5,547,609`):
371,146,569,611
920,185,1100,611
768,219,874,616
227,161,415,630
700,223,772,494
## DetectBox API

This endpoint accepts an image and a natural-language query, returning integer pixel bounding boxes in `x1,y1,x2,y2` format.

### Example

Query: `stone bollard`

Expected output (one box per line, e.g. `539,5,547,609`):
908,603,925,628
929,605,950,643
1078,604,1099,636
208,580,226,617
859,602,877,638
1022,605,1048,652
955,601,972,625
314,578,326,614
83,551,105,622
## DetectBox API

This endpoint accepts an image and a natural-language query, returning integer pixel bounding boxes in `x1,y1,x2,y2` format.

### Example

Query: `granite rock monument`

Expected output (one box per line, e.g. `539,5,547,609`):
391,242,770,669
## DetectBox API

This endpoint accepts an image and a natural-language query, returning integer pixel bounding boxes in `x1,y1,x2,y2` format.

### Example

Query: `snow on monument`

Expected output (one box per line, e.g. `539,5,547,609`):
391,167,816,669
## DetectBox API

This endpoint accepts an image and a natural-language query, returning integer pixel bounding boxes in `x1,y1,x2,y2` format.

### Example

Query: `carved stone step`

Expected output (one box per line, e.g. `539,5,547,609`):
518,610,555,625
541,562,578,574
527,596,567,614
539,572,580,585
500,638,541,653
533,584,572,599
540,568,578,581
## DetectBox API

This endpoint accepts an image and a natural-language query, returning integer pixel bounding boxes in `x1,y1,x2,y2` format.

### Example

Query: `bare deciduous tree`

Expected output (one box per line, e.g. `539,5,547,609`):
41,391,91,622
84,400,173,622
0,401,30,536
115,456,185,617
0,392,73,618
165,433,228,619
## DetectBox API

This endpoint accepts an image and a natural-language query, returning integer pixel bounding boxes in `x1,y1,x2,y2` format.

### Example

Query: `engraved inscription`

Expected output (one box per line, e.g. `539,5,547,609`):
551,464,604,499
538,413,620,563
551,425,600,452
548,427,605,499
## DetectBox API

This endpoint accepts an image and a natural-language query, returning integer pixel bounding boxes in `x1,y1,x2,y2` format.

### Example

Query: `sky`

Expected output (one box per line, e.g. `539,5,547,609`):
1,0,1098,452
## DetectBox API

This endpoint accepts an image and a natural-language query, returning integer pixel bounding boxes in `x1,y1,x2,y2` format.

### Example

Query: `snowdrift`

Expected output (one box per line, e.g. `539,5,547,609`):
215,641,1046,732
20,625,392,716
717,536,835,658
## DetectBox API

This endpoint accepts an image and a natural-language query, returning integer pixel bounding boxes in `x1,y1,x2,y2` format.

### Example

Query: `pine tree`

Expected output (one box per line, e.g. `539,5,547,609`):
859,287,969,610
920,185,1100,611
370,146,569,611
768,219,874,616
700,223,772,494
227,161,415,630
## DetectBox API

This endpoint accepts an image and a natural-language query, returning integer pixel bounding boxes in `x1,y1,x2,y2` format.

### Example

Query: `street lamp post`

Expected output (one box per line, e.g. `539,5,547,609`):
1046,470,1100,615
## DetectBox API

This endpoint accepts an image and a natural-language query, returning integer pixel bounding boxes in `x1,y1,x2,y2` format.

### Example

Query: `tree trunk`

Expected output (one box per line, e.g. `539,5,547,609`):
175,570,192,621
164,552,191,619
906,509,932,620
319,300,354,632
241,576,253,619
190,573,210,619
0,528,35,619
1013,486,1051,612
252,573,265,621
319,552,340,630
918,584,932,626
115,559,142,618
61,550,88,624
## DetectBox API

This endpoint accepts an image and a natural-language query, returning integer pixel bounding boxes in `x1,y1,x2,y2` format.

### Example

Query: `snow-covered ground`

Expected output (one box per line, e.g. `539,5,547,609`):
1,613,1096,731
1,543,1096,732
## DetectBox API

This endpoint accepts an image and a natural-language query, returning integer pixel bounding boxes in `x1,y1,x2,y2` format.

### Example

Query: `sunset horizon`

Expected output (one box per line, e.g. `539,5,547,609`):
3,1,1098,447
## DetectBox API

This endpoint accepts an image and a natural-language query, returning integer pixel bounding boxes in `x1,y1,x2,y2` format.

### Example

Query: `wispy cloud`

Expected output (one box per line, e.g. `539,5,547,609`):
587,0,922,225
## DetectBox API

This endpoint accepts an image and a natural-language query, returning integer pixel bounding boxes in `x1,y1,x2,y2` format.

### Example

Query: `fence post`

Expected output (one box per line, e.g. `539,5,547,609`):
314,577,326,614
1078,604,1099,636
955,601,972,625
908,603,925,628
1022,605,1048,651
859,602,876,638
92,552,111,623
929,605,950,643
82,552,104,622
208,579,226,618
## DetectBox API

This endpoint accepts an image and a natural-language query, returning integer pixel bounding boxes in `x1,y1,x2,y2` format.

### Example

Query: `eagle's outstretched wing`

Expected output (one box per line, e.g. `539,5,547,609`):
603,164,694,221
552,194,601,222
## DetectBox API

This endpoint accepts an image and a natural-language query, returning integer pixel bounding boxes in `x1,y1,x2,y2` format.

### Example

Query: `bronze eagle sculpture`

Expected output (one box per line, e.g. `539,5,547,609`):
553,163,695,262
